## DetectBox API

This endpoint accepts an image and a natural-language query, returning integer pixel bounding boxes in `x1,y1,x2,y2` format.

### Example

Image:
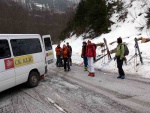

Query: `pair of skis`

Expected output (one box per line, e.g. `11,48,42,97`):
93,38,112,63
134,38,143,64
127,38,143,65
103,38,112,60
98,38,112,71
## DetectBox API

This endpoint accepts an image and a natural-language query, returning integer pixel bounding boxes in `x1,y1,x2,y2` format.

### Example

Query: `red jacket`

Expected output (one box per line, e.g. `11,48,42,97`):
86,44,96,57
55,46,62,56
62,47,69,58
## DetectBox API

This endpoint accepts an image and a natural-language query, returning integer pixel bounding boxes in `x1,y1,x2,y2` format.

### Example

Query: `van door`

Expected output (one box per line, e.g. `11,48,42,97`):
42,35,54,65
0,39,16,92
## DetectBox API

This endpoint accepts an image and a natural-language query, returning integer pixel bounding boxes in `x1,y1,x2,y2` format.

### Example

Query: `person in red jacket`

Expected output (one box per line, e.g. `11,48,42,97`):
55,44,63,67
62,44,70,71
86,40,96,77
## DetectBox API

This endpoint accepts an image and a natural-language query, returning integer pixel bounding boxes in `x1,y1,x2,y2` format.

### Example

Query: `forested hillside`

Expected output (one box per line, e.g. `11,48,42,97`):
60,0,112,39
0,0,74,42
12,0,79,12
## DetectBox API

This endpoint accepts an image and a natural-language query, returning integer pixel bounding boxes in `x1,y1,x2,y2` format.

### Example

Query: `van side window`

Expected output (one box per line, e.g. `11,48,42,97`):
44,38,52,51
0,40,11,59
11,39,42,56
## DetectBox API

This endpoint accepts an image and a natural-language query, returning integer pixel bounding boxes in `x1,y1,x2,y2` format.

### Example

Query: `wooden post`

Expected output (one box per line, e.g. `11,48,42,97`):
95,43,105,47
141,38,150,43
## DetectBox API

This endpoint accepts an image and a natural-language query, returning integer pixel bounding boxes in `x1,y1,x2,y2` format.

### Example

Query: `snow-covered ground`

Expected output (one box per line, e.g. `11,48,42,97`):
53,0,150,78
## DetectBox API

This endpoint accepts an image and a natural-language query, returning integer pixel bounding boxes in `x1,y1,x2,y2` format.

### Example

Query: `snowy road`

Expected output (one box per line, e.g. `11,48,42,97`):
0,64,150,113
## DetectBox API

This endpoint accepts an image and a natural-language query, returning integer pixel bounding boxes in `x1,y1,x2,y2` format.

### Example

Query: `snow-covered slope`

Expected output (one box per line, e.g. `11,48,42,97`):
57,0,150,78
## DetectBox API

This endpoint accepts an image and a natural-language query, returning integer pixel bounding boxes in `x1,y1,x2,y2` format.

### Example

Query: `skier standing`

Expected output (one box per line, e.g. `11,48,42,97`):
114,37,125,79
55,44,62,67
62,44,70,71
81,41,88,71
66,42,72,66
86,40,96,77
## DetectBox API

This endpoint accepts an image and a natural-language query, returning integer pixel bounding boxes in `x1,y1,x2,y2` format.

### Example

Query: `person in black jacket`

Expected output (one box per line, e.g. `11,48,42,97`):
81,41,88,71
66,42,72,66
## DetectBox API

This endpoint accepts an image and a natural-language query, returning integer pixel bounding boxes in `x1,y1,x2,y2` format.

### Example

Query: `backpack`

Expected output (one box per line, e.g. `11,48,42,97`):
120,43,129,56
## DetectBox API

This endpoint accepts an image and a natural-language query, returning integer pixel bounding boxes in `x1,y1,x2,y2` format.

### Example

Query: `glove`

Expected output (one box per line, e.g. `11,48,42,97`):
114,57,116,61
120,57,123,60
124,57,127,61
124,57,127,65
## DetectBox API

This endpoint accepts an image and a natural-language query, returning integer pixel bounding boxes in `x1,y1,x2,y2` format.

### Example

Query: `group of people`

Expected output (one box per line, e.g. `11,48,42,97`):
81,37,125,79
56,37,125,79
55,42,72,71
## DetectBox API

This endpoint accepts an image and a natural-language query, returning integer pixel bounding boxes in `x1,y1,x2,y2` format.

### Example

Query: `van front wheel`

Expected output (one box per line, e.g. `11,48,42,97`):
27,71,40,88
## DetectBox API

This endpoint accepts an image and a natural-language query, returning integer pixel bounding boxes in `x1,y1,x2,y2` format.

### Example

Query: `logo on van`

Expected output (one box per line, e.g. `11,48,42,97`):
14,55,34,68
4,58,14,70
46,52,53,57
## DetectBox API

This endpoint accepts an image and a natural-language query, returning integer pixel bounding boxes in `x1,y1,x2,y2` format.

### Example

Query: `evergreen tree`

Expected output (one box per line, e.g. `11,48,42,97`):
61,0,111,39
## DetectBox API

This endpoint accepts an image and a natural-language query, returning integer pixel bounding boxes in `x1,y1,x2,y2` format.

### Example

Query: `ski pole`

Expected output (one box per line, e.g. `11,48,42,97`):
127,52,142,62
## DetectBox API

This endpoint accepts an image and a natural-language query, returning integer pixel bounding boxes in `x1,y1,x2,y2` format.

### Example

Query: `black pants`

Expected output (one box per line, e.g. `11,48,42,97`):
63,58,70,70
56,55,63,67
69,57,72,65
117,58,125,76
56,55,61,66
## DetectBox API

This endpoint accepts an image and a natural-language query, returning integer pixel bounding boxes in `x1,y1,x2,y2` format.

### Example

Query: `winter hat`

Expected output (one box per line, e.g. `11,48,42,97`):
88,40,91,44
83,41,87,44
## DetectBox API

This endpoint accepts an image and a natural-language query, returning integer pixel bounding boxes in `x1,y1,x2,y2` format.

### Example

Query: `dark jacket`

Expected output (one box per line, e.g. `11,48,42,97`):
81,45,87,57
67,45,72,57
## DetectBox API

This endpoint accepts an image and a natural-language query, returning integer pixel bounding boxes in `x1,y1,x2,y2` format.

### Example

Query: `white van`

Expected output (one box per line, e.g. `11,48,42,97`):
0,34,54,92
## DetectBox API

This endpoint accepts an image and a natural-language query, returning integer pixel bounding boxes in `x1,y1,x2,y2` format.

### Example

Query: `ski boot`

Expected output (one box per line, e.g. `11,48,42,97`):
84,67,88,71
121,75,125,79
88,73,95,77
117,75,122,78
90,73,95,77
